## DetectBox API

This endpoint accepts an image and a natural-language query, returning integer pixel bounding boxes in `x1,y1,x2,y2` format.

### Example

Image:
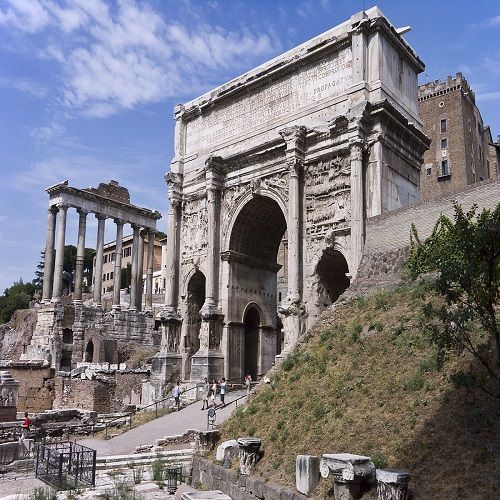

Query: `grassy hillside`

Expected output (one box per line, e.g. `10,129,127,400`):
220,284,499,499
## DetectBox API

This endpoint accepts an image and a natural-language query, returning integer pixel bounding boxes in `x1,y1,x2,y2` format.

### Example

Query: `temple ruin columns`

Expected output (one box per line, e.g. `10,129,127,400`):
136,228,145,310
51,203,68,302
145,229,155,311
112,219,124,309
93,214,106,306
129,224,140,311
73,209,88,303
350,141,365,275
42,206,57,303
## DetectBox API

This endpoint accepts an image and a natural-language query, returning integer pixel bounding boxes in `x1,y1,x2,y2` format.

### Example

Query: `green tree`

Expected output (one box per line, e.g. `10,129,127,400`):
121,263,132,290
0,279,36,324
407,202,500,392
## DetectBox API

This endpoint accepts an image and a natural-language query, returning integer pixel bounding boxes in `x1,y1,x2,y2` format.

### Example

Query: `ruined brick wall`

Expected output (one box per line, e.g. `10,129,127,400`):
53,376,115,413
7,365,55,413
113,372,148,407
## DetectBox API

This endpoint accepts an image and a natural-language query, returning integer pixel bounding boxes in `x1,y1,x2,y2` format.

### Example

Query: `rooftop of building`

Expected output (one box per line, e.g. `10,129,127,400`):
418,72,475,103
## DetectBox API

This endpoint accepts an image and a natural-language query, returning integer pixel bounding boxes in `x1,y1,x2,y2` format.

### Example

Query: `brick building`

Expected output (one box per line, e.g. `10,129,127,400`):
418,73,499,201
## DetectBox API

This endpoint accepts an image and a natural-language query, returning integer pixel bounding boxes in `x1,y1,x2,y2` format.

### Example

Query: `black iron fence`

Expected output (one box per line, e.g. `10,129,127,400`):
35,441,96,489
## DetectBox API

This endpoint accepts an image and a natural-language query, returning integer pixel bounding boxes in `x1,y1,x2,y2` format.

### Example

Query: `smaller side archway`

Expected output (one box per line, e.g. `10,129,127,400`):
315,248,350,309
243,306,261,381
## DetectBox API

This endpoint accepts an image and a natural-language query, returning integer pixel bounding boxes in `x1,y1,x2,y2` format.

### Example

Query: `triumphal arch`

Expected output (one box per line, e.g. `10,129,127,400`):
155,7,429,385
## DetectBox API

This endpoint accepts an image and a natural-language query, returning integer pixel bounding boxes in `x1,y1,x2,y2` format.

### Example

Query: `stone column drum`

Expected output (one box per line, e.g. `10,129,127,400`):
296,455,320,496
42,206,57,303
145,228,155,311
93,213,106,306
320,453,375,500
112,219,124,309
238,437,261,475
51,203,68,302
129,224,140,311
376,469,410,500
73,209,88,303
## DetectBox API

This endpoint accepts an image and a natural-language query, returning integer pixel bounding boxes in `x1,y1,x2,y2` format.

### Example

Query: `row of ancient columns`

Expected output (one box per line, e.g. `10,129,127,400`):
41,204,156,311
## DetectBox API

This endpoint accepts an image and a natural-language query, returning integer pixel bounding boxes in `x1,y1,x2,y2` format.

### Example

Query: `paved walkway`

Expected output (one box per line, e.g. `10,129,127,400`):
79,390,247,456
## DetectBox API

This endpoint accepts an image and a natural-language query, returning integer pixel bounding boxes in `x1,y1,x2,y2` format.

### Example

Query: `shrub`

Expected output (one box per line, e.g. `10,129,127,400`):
372,451,388,469
152,457,165,482
405,370,425,391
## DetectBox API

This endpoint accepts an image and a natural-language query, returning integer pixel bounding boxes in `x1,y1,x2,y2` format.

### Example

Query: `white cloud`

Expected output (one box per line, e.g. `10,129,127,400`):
30,122,66,144
484,14,500,27
0,0,50,33
0,0,281,117
477,91,500,102
0,75,48,98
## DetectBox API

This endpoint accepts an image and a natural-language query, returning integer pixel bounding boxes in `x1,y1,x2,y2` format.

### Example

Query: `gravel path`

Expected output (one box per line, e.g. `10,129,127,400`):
78,390,247,456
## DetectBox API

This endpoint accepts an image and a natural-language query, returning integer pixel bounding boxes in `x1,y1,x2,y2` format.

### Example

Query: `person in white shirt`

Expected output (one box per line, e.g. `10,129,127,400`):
211,380,217,408
220,378,227,407
172,381,180,411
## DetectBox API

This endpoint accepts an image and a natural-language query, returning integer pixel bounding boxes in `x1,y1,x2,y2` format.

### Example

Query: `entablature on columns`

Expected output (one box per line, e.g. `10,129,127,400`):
46,180,161,229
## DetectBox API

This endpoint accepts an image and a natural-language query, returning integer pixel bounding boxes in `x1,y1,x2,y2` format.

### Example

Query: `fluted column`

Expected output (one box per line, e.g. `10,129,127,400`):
350,142,364,275
129,224,140,311
51,203,68,302
145,229,155,311
112,219,124,309
42,207,58,303
136,229,145,310
93,214,106,306
161,172,182,318
200,156,224,316
279,126,306,305
73,209,88,303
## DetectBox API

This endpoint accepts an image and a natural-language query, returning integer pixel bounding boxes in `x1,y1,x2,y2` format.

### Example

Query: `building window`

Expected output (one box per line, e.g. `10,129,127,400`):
103,273,106,281
441,160,449,176
440,118,447,133
111,253,115,262
441,138,448,149
110,272,113,280
104,254,108,263
426,167,432,176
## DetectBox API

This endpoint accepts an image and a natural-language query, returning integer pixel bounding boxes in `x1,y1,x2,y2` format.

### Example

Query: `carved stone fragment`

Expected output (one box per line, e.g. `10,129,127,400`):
238,437,261,475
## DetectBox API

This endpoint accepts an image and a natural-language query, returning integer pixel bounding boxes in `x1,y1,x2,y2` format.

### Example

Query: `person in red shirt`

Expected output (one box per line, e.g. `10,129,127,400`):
21,412,31,440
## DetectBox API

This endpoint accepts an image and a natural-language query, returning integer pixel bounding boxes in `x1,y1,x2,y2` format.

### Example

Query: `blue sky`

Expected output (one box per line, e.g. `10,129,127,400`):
0,0,499,293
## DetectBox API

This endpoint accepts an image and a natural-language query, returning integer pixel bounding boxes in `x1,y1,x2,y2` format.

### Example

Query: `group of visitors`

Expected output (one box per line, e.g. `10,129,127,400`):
172,371,254,412
201,377,228,410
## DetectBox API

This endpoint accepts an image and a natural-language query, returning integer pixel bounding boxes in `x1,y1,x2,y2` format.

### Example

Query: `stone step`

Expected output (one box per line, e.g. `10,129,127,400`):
96,448,194,471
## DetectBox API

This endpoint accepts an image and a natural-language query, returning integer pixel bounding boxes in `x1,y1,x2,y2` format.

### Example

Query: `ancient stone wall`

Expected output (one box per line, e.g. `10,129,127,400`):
191,456,306,500
53,376,115,413
343,177,500,299
5,364,55,413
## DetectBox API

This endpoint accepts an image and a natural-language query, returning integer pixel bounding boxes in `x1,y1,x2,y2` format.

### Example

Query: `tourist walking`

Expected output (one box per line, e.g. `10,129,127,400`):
244,372,252,395
211,380,217,408
201,377,210,410
220,377,227,407
20,411,31,440
172,381,181,411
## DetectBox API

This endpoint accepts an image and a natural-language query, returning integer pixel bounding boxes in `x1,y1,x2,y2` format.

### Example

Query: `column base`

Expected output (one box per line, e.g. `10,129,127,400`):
190,350,224,382
112,304,121,310
151,351,183,384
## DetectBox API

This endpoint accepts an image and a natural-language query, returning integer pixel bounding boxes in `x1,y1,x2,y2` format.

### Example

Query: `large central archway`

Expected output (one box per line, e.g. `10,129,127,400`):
225,194,287,380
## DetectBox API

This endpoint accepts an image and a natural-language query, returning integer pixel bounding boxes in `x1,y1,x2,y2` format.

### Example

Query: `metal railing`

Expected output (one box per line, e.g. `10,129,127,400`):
35,441,97,490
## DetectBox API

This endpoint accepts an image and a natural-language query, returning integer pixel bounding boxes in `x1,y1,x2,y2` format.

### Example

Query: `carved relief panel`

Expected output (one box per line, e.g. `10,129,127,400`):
180,196,208,265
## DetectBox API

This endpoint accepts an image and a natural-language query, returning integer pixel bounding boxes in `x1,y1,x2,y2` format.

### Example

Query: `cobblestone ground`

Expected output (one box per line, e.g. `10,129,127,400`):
79,389,247,456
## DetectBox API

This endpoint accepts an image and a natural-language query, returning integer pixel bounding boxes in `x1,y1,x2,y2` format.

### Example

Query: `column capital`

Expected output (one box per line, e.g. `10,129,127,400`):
279,125,307,148
349,141,364,161
47,205,58,215
94,212,106,221
139,227,148,238
204,154,225,175
131,223,140,232
77,208,89,217
56,202,69,211
113,217,125,226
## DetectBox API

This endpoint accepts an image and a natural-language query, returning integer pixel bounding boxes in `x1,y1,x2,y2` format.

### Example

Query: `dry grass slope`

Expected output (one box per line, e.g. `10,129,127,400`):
220,284,499,499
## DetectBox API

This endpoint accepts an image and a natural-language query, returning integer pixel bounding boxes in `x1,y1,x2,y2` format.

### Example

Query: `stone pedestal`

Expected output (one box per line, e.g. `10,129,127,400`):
320,453,375,500
296,455,320,496
376,469,410,500
197,430,220,452
0,372,19,422
237,437,261,475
